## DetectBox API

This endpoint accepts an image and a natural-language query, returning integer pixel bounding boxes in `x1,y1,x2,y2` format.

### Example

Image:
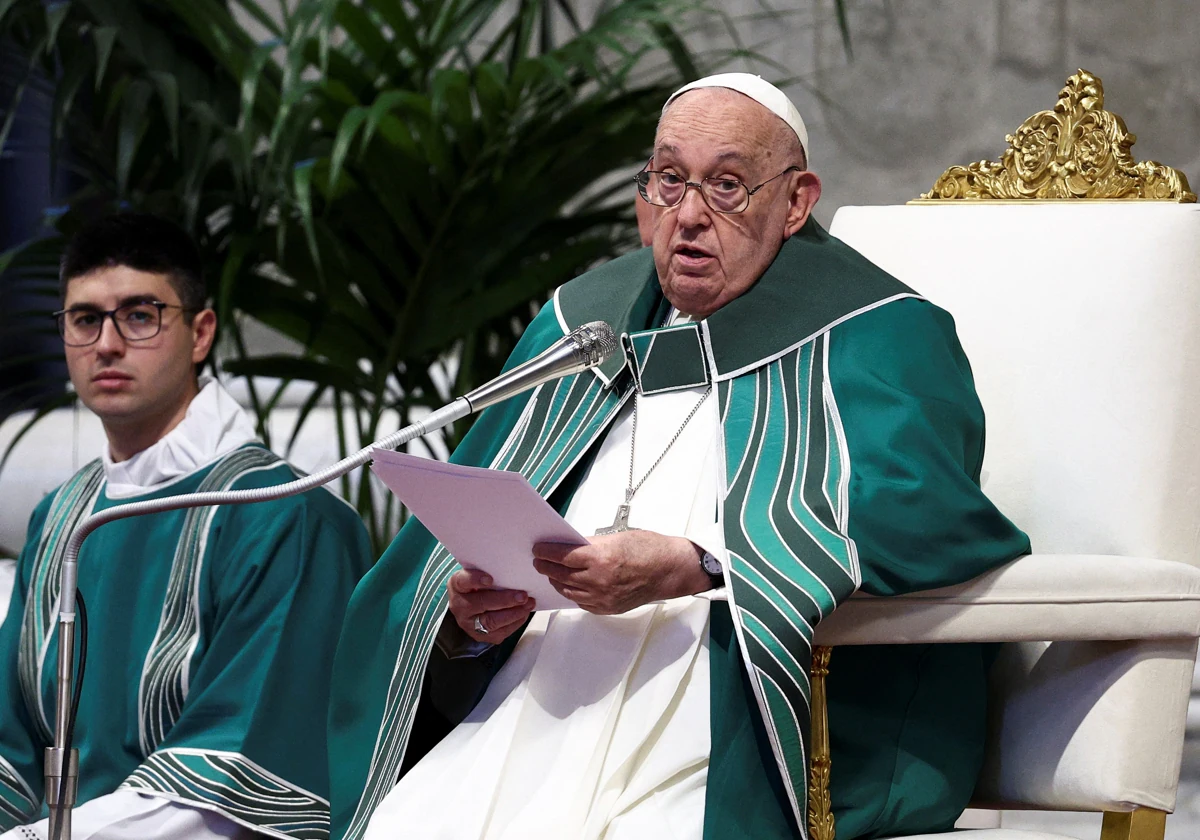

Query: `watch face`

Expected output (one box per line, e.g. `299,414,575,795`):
701,551,723,576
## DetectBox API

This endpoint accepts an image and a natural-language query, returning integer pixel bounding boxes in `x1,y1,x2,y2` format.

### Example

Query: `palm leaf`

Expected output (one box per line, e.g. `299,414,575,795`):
0,0,831,545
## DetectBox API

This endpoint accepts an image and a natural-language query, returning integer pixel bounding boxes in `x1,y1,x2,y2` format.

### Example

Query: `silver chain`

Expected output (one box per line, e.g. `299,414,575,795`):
626,385,713,502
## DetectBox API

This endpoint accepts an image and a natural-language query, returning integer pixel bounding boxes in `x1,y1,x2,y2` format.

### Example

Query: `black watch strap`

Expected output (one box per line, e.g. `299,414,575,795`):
700,549,725,589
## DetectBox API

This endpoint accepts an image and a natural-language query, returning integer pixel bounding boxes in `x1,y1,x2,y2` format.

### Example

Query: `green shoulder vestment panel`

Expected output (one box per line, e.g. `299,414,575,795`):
328,219,1027,840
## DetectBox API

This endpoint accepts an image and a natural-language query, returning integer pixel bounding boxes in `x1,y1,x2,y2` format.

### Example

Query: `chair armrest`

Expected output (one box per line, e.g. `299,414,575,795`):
813,554,1200,646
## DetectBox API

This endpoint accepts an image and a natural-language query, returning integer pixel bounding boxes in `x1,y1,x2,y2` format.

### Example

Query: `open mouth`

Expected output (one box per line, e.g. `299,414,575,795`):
675,246,713,260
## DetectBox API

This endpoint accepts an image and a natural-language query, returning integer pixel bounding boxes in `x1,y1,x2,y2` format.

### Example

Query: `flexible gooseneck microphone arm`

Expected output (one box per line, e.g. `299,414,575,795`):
43,320,618,839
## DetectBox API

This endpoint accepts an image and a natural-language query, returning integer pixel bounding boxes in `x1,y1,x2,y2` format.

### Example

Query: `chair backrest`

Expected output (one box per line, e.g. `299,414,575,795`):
829,202,1200,568
829,203,1200,813
826,69,1200,818
0,558,12,630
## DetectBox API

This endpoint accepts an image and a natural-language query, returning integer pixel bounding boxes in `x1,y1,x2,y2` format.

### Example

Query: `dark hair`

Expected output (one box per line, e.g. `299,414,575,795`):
60,212,207,312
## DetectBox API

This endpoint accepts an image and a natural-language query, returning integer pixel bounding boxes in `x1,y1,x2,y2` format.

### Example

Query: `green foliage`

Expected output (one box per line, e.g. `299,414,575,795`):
0,0,737,550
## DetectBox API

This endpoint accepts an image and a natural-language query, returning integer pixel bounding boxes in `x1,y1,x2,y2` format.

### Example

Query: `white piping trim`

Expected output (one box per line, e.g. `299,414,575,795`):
724,376,759,494
552,286,621,388
537,382,610,491
0,754,36,806
517,377,573,477
786,350,855,587
722,560,777,800
349,558,454,837
493,389,540,471
531,385,634,503
701,319,719,383
628,322,710,395
818,354,841,533
753,666,809,835
712,292,924,382
137,456,282,754
772,357,841,614
34,481,102,738
640,330,660,369
371,568,455,822
737,607,809,698
551,285,570,338
732,566,815,647
137,747,330,806
821,332,862,586
736,370,826,618
713,387,731,577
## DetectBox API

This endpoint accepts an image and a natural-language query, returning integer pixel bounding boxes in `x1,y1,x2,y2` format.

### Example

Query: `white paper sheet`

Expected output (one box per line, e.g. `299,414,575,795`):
370,449,586,610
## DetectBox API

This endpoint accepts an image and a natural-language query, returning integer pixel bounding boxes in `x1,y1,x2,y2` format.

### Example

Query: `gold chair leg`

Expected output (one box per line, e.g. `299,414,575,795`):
808,645,835,840
1100,809,1167,840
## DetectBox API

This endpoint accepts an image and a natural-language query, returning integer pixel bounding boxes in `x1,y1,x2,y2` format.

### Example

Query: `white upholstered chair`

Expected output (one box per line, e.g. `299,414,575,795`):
813,71,1200,840
0,559,12,630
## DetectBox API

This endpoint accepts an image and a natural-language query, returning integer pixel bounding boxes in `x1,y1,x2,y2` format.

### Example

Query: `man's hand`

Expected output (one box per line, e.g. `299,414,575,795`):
532,531,712,615
447,569,536,644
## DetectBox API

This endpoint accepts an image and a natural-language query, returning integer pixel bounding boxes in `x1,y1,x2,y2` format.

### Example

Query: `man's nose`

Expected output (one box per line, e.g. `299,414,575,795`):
94,317,127,357
675,184,712,228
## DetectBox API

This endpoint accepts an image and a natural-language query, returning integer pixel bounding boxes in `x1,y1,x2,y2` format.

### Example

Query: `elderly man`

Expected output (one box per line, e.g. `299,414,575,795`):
0,213,373,838
327,74,1030,840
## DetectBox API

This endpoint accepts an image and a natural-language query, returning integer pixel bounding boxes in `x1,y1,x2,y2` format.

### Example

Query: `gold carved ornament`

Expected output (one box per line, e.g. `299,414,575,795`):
917,69,1195,202
807,646,835,840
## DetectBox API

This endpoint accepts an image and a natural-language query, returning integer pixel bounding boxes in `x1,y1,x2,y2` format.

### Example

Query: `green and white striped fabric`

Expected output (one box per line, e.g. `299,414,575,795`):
17,460,104,745
330,218,937,839
718,333,862,823
1,444,373,838
329,213,1036,840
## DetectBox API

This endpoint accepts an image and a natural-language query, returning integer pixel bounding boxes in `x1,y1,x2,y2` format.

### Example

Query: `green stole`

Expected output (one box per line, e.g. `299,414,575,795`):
328,218,919,839
2,444,369,839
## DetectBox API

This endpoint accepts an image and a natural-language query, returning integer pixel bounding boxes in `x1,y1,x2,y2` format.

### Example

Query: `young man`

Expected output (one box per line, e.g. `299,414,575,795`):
0,213,374,839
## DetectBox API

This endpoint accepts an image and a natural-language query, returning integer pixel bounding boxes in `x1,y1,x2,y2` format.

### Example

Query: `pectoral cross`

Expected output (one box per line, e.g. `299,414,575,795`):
595,490,633,535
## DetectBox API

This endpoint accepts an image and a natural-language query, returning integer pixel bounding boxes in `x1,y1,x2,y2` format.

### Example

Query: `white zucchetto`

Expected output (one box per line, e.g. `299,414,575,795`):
663,72,810,168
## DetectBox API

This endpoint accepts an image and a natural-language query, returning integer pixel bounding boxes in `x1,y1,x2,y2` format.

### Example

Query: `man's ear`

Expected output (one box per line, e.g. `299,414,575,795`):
783,171,822,238
635,194,657,247
191,308,217,365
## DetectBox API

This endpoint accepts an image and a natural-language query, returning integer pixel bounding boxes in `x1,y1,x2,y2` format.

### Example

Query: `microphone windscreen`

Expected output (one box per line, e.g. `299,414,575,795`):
570,321,618,368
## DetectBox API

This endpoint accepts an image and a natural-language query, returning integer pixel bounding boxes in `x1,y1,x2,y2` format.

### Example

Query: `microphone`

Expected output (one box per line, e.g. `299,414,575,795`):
43,319,618,838
464,320,618,411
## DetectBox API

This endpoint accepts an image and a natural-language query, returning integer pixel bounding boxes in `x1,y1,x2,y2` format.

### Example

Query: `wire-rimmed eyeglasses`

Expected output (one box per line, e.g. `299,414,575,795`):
634,165,802,214
53,301,193,347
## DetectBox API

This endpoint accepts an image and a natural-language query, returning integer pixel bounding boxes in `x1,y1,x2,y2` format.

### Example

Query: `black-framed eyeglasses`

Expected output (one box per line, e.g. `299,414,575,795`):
52,301,193,347
635,165,802,214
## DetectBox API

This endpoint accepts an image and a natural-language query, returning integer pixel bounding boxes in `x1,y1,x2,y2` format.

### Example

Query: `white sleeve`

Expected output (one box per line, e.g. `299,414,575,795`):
0,790,258,840
683,425,728,603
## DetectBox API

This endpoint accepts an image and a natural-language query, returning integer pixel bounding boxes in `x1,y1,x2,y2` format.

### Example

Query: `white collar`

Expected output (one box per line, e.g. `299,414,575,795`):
102,376,259,498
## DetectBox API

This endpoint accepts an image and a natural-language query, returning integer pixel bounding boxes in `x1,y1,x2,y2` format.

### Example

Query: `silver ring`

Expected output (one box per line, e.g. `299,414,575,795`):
473,615,489,635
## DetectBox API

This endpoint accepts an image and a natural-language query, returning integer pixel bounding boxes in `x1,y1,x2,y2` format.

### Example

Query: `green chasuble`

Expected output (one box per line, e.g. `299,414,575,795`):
0,443,373,839
327,218,1031,840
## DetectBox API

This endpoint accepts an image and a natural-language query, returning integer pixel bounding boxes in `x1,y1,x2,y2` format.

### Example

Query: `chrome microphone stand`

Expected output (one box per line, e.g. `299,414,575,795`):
46,615,78,840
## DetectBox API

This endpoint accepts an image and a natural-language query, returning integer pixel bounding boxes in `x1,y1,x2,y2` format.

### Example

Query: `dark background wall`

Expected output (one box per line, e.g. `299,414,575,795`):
0,40,75,417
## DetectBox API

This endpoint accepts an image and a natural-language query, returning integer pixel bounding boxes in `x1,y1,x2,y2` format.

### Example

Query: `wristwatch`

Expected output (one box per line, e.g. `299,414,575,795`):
700,549,725,589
